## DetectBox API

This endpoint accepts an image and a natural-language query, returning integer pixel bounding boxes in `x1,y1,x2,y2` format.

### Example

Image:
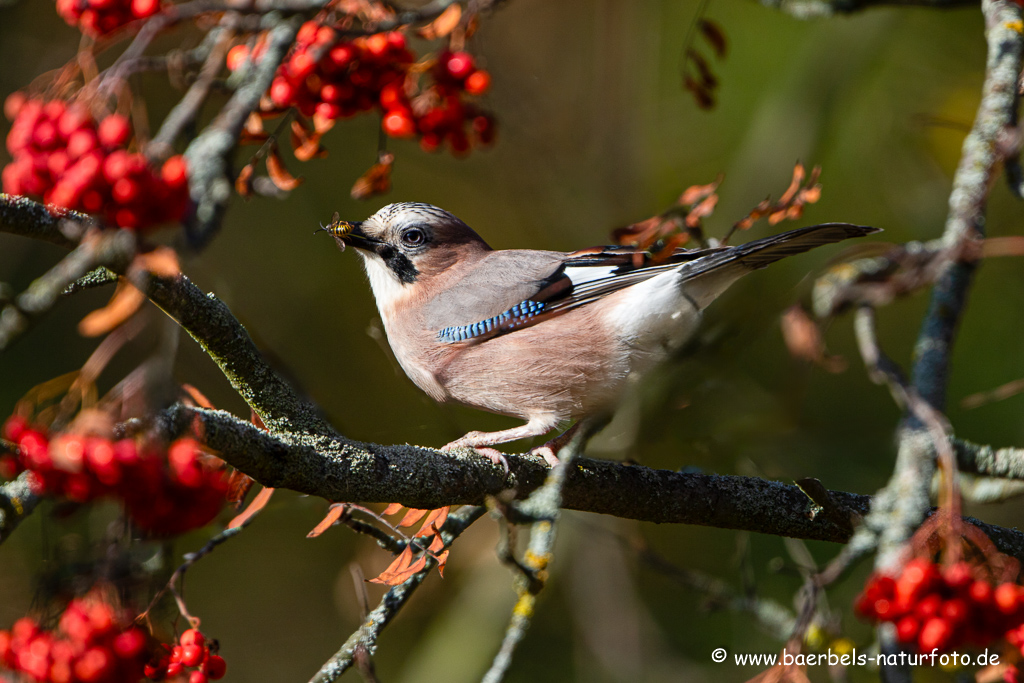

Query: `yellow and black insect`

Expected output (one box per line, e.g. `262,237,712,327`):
316,211,354,251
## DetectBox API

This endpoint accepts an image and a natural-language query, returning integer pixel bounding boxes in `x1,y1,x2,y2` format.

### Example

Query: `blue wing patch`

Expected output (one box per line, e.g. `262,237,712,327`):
437,300,547,343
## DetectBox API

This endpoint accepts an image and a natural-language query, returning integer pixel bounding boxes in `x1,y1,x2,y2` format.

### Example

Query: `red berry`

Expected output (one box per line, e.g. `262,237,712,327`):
386,31,406,51
181,644,204,667
270,77,296,107
378,82,406,110
365,33,389,58
204,654,227,680
179,628,205,648
895,615,920,642
444,51,475,80
98,114,132,148
286,51,316,82
4,92,26,121
995,583,1020,614
131,0,160,18
161,155,188,188
969,580,993,605
913,593,943,620
190,671,209,683
296,20,319,45
113,177,140,203
328,43,356,69
382,110,416,138
226,44,250,71
942,562,973,591
74,646,113,683
464,70,491,95
112,628,147,658
918,616,952,652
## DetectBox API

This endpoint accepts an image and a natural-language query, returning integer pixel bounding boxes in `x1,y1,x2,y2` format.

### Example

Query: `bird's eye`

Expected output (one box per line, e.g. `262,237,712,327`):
401,228,427,247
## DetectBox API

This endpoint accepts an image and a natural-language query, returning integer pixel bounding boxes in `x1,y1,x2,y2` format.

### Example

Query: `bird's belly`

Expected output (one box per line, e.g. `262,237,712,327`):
434,308,629,421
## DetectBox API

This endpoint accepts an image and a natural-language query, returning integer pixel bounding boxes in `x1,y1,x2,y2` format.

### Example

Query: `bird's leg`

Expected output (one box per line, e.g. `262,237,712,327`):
441,416,559,473
530,422,583,467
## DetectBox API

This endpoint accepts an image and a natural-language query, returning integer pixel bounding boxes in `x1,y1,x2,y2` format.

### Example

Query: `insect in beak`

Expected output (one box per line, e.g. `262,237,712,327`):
315,212,357,252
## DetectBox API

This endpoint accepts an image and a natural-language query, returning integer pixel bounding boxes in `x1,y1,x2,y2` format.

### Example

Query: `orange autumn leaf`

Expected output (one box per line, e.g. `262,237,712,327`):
181,383,216,409
227,485,274,528
678,177,721,205
266,147,303,191
382,503,404,516
308,504,348,538
134,246,181,278
78,280,145,337
417,4,462,40
685,193,718,227
368,545,429,586
427,532,445,553
413,506,450,537
397,508,429,528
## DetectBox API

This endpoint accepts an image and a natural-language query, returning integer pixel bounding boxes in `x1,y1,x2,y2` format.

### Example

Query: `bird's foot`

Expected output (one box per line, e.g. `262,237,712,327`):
529,444,561,468
441,439,509,475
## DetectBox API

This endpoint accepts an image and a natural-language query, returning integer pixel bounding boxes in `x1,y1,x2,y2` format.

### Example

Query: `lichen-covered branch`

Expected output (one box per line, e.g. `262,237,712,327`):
760,0,976,19
0,473,42,543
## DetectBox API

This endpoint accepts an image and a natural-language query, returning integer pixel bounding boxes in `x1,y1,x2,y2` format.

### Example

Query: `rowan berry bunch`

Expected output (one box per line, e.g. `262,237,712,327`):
231,21,496,156
143,629,225,683
2,94,189,231
55,0,161,37
857,558,1024,656
1,416,228,537
0,592,150,683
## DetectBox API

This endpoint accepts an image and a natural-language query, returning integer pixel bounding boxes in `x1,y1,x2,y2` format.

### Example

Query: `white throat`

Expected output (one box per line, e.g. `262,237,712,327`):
357,251,412,320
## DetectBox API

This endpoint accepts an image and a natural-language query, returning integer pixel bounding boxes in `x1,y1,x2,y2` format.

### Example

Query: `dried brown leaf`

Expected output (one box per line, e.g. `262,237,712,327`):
686,193,718,226
780,305,846,373
435,549,450,577
699,19,728,59
981,235,1024,257
225,470,256,506
227,486,274,528
291,119,327,162
266,148,303,191
78,281,145,337
350,153,394,200
308,504,348,538
417,4,462,40
236,163,255,197
683,75,715,110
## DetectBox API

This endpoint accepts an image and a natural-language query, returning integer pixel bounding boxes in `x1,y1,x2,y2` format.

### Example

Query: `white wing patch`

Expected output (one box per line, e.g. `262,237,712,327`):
564,265,618,286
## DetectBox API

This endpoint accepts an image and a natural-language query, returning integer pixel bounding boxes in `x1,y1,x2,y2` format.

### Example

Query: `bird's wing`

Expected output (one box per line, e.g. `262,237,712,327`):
424,245,719,344
426,223,879,345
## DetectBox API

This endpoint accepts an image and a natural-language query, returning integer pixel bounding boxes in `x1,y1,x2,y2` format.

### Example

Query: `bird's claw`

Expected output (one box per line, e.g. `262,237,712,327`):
441,441,509,476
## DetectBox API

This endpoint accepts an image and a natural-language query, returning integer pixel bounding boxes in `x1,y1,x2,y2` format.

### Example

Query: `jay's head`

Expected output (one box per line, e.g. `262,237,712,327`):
336,203,491,291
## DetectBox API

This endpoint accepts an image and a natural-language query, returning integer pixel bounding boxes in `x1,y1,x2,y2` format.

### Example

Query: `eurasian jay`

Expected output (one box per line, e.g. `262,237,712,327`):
326,202,878,468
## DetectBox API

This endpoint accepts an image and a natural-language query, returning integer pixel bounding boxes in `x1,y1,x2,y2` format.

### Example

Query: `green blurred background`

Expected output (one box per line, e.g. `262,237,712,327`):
3,0,1024,681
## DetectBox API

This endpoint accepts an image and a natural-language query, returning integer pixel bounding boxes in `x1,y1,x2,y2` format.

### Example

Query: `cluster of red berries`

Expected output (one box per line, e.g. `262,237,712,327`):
144,629,226,683
857,558,1024,655
3,95,189,231
0,594,149,683
55,0,161,37
229,22,496,155
1,416,229,537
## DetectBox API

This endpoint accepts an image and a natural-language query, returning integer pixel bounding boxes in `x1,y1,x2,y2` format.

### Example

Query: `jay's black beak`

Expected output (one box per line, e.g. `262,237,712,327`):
316,219,380,252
